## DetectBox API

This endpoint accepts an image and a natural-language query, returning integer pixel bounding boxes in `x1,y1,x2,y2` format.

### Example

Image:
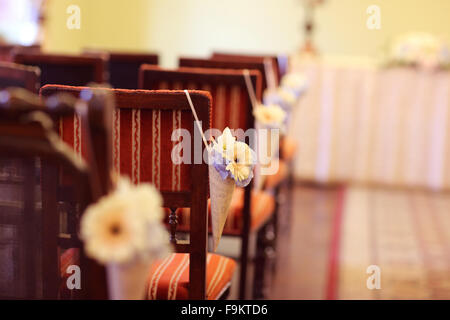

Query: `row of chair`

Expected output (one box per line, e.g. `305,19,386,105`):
0,49,296,299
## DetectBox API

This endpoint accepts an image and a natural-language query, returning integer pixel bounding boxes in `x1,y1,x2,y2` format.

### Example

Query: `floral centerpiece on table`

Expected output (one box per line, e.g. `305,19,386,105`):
81,178,171,299
385,32,450,70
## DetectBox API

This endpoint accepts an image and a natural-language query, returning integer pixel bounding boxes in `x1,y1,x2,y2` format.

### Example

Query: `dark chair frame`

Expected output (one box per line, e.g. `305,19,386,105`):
0,62,41,93
41,85,211,300
0,88,111,299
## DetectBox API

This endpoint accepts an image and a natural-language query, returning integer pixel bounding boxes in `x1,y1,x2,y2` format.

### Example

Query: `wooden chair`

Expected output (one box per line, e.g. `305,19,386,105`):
13,53,107,89
0,88,111,299
211,52,282,86
40,85,236,300
84,50,158,89
139,65,277,299
0,62,41,93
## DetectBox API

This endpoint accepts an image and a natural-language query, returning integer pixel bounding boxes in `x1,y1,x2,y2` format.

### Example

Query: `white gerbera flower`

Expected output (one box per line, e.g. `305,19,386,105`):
81,178,171,265
253,104,287,127
225,141,253,182
81,194,148,264
213,127,236,161
116,178,163,222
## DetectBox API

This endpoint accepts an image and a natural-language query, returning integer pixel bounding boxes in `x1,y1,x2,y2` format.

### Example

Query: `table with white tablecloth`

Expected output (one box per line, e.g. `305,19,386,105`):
290,59,450,191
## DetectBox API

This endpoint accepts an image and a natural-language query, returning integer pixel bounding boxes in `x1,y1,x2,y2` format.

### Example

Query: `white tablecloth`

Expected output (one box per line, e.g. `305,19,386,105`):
291,60,450,191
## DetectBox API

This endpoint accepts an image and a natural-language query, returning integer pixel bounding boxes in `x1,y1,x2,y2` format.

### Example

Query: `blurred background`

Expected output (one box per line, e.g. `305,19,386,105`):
1,0,449,66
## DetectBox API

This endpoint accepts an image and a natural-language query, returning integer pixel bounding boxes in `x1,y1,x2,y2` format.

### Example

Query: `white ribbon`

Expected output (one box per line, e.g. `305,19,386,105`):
184,90,212,152
263,57,278,90
243,69,258,110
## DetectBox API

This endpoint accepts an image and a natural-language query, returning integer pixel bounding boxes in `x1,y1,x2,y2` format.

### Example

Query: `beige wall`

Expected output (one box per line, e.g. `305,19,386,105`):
44,0,153,53
315,0,450,58
43,0,450,67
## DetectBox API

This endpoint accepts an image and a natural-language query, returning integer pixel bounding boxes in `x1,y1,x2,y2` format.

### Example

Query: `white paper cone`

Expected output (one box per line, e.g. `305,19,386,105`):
209,163,235,252
106,259,152,300
255,124,280,190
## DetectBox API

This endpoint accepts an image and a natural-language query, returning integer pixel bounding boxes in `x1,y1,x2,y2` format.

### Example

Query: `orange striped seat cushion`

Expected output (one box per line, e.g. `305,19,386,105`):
176,189,275,234
59,248,79,299
146,253,236,300
281,136,298,161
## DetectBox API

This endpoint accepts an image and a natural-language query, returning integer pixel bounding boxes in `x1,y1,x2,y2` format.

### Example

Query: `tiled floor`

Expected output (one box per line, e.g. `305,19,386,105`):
269,184,450,300
270,185,340,299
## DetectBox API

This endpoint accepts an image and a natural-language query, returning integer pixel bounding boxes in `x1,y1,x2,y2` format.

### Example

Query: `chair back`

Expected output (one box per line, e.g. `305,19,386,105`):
13,53,107,88
40,85,211,299
140,65,261,134
180,56,269,92
0,88,109,299
0,62,41,93
0,45,40,62
85,50,158,89
211,52,281,86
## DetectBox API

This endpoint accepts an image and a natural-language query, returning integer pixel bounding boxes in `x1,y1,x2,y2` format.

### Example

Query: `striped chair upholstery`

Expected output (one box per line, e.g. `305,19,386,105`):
43,86,198,191
40,85,235,300
146,253,235,300
139,65,276,234
59,236,236,301
59,248,80,299
139,65,261,132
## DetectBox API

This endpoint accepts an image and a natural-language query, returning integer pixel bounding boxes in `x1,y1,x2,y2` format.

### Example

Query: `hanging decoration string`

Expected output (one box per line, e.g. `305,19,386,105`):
184,90,212,152
243,69,258,111
263,58,277,90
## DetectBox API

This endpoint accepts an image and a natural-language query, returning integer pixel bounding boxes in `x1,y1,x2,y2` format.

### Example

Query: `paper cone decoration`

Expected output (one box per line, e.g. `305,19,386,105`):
209,162,235,251
255,124,280,190
106,259,152,300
